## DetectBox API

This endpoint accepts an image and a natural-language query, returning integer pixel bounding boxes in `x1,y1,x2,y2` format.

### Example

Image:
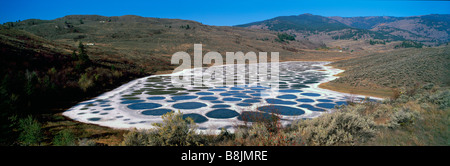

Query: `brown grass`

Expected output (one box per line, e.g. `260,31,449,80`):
319,81,393,98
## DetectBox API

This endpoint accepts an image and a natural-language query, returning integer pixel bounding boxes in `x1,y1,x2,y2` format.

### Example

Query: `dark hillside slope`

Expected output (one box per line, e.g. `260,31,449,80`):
0,25,147,144
237,13,351,32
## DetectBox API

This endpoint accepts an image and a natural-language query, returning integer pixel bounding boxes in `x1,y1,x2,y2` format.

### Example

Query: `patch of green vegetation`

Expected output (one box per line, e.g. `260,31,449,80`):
238,14,350,32
52,129,76,146
332,29,402,41
369,39,386,45
14,115,44,146
145,90,178,95
275,33,296,43
394,40,424,48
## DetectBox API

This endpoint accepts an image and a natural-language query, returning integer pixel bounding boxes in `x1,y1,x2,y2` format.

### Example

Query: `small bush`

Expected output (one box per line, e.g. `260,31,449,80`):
428,89,450,109
122,111,203,146
78,73,94,92
17,115,43,146
422,83,434,90
420,103,431,111
295,110,376,146
121,129,155,146
387,107,419,128
150,111,202,146
52,129,76,146
232,122,302,146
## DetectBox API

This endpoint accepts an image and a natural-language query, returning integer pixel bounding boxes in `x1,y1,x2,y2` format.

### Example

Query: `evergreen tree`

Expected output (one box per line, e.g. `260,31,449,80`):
71,50,78,60
78,42,91,64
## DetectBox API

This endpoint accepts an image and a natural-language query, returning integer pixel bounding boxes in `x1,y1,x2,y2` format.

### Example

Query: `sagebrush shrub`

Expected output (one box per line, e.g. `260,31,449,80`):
428,90,450,109
388,107,419,128
121,129,155,146
151,111,202,146
295,110,376,146
122,111,203,146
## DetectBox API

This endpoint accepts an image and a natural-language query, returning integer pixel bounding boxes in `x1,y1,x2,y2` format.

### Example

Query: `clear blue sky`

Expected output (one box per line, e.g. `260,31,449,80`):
1,0,449,26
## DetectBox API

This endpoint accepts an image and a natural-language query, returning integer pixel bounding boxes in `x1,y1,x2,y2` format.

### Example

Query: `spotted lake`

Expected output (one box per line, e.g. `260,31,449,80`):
63,61,375,133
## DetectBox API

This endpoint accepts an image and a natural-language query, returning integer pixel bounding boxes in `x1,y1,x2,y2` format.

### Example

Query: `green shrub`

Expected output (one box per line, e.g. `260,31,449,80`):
151,111,202,146
422,83,434,90
387,107,419,129
394,40,423,48
294,110,376,146
420,103,431,111
232,122,302,146
52,129,76,146
122,129,156,146
275,33,296,43
122,111,203,146
78,73,94,92
17,115,43,146
428,90,450,109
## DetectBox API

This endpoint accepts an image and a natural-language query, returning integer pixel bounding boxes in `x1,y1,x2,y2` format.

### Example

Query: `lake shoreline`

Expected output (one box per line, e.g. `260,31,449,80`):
44,58,383,145
62,61,383,135
317,64,393,99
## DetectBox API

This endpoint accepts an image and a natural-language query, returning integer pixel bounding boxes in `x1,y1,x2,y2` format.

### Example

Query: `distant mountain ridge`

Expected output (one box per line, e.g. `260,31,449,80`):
237,13,351,32
329,14,450,45
237,13,450,46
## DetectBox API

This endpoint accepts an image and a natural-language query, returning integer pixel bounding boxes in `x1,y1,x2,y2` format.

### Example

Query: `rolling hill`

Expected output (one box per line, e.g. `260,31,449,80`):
4,14,332,66
238,13,450,47
237,13,351,32
329,14,450,45
319,46,450,98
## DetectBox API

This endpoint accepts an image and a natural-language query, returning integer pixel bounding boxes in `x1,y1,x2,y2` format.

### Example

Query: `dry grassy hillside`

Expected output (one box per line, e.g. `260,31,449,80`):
320,46,450,98
9,15,357,69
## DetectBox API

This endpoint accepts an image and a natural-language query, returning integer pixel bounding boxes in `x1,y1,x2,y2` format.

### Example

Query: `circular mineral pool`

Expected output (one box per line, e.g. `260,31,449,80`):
316,103,337,109
199,96,219,100
317,99,333,102
196,92,214,95
172,102,207,109
278,89,303,93
211,104,231,108
171,95,198,101
257,105,305,115
296,98,315,103
300,93,321,97
147,96,166,100
265,99,297,105
223,97,242,102
182,113,208,123
141,109,173,116
127,103,162,110
206,109,240,119
120,100,145,104
276,94,297,99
